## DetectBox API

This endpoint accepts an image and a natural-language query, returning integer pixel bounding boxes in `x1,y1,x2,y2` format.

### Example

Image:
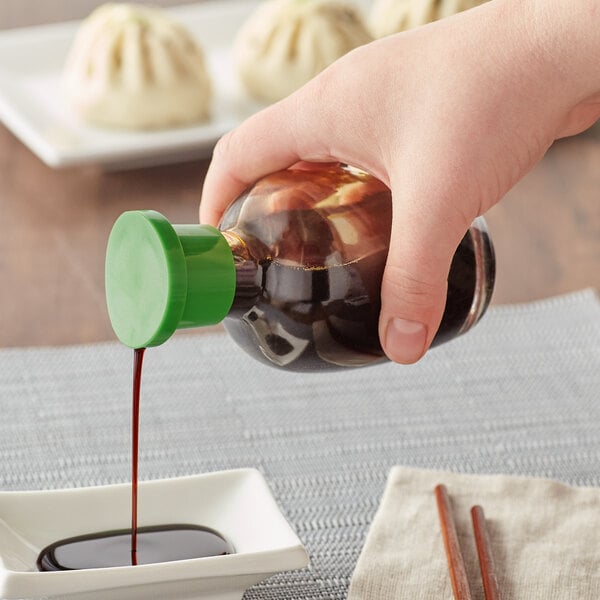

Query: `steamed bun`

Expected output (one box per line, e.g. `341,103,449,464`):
369,0,489,39
234,0,372,104
63,3,212,129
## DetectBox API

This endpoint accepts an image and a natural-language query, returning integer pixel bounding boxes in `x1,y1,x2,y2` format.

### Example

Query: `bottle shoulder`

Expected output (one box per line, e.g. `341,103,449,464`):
219,164,392,269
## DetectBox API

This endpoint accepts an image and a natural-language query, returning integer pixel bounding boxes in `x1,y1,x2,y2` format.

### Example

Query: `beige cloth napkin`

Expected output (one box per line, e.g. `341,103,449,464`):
348,466,600,599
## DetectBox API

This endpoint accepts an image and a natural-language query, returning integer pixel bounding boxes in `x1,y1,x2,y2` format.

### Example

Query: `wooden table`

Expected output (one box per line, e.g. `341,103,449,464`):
1,4,599,348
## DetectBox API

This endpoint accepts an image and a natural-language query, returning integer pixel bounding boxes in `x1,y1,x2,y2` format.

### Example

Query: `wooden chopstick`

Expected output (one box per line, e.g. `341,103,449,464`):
434,484,473,600
435,485,502,600
471,505,501,600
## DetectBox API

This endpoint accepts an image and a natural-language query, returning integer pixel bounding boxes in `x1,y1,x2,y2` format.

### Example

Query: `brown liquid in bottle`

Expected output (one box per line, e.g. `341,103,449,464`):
37,349,233,571
220,164,494,371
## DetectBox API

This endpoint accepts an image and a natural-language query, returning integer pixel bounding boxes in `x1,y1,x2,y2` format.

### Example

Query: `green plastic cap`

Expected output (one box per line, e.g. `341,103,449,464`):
105,210,235,348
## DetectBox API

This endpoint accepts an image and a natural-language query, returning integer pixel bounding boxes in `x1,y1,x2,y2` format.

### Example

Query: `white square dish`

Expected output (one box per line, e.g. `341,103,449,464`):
0,468,309,600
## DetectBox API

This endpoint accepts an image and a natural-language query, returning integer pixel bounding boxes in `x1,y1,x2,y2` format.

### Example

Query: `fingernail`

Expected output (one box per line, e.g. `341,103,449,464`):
384,318,427,364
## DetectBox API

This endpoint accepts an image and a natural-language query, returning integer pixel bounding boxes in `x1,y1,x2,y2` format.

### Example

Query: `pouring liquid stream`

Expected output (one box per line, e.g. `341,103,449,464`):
36,348,233,571
131,347,145,566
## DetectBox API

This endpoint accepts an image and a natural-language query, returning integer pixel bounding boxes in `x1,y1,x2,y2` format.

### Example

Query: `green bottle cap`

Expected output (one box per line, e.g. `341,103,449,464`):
105,210,235,348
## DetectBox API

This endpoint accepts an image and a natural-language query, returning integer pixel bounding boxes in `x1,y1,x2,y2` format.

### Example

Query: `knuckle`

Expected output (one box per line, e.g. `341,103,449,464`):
382,264,445,314
212,129,237,161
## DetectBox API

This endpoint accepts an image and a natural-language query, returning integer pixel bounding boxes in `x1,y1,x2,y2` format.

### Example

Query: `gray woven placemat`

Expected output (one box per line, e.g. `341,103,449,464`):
1,290,599,599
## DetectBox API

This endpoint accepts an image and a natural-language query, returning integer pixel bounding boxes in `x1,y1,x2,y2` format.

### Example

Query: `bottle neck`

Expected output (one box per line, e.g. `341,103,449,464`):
220,230,261,314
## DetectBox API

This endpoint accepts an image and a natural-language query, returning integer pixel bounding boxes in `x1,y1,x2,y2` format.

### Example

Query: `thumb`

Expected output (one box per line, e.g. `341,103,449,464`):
378,181,473,364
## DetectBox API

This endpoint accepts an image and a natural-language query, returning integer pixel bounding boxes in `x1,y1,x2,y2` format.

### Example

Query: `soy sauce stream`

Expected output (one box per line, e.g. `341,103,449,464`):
36,348,234,571
131,347,145,566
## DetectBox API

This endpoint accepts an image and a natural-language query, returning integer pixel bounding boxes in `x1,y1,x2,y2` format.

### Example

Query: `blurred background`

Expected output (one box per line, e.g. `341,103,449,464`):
0,1,200,28
0,0,598,348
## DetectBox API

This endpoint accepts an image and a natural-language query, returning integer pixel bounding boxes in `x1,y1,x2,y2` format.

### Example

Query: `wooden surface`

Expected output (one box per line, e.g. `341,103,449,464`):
0,5,598,348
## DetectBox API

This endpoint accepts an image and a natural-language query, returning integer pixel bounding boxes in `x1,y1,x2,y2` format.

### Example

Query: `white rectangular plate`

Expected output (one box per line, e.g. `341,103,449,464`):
0,469,308,600
0,1,268,170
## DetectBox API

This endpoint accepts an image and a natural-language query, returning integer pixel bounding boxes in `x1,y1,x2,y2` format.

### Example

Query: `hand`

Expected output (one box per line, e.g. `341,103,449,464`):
201,0,600,364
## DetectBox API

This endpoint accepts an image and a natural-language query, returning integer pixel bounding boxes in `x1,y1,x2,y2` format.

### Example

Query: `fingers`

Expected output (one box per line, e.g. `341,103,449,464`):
379,177,473,364
200,98,303,225
200,47,388,226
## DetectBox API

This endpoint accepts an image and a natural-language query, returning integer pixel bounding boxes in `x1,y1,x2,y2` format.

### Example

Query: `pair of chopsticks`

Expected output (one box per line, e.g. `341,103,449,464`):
435,484,501,600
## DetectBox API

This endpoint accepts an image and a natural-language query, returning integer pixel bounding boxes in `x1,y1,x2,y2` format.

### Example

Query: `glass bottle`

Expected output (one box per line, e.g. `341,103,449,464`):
105,163,495,371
